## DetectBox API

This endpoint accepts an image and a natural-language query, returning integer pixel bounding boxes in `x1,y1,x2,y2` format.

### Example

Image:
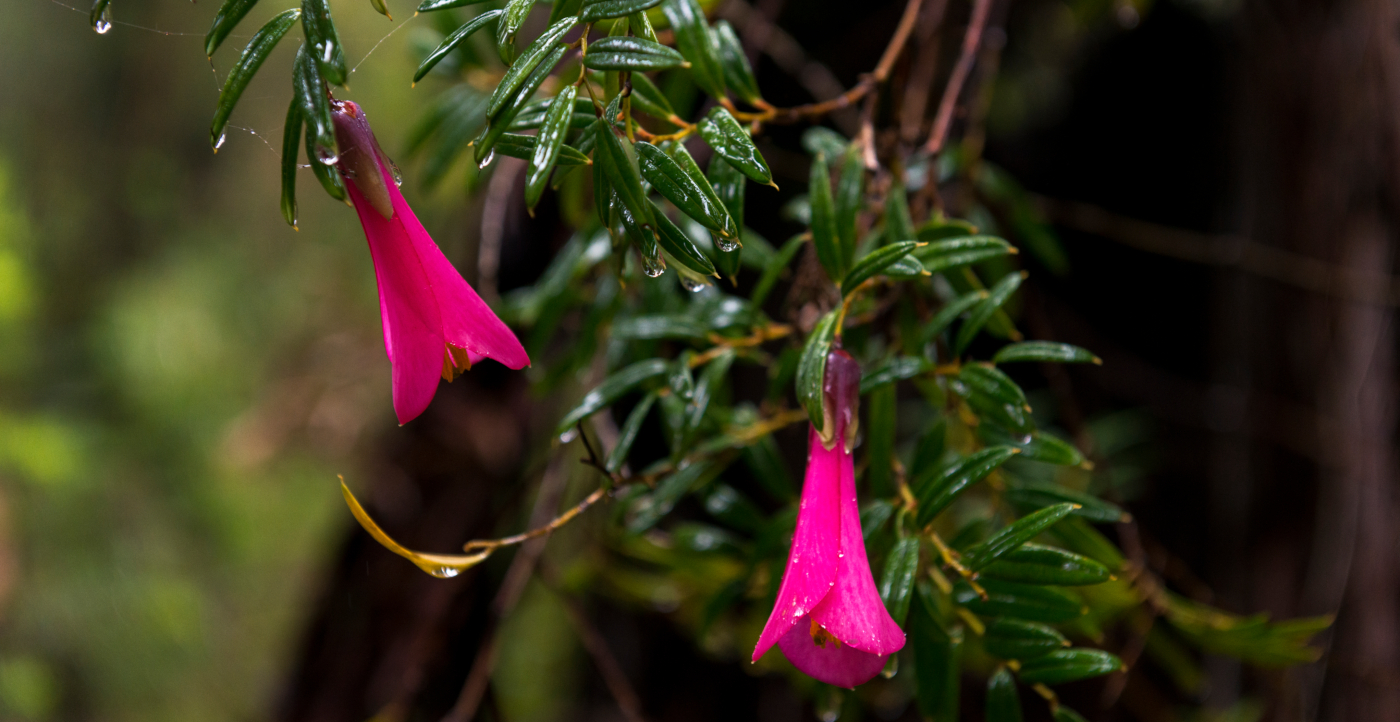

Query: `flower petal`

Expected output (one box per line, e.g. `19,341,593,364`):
776,617,888,689
753,424,843,661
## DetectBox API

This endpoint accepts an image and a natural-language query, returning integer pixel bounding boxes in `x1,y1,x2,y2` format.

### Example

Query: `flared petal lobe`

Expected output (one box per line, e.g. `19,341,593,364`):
331,100,529,424
752,350,905,687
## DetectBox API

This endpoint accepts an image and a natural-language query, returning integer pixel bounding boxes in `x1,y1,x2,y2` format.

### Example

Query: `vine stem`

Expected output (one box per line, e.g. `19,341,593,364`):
922,0,993,154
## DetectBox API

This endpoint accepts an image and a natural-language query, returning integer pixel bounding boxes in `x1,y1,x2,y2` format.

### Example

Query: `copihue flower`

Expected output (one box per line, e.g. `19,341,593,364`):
330,100,528,425
752,348,905,688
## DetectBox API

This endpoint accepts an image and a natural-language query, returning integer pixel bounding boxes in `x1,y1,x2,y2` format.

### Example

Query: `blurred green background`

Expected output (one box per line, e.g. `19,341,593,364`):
0,2,466,718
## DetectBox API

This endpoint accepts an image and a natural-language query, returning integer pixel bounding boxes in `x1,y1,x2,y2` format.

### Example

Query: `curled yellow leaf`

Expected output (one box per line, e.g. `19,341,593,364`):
340,477,491,578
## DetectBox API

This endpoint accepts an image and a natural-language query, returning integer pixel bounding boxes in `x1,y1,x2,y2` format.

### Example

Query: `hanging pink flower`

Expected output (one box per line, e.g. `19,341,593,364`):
752,349,905,688
330,100,528,425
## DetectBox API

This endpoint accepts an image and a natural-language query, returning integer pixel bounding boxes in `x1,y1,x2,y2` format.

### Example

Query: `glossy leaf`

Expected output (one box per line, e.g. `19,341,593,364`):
959,385,1035,436
606,391,657,473
983,618,1069,661
712,20,761,104
525,85,579,210
1005,482,1127,523
662,0,726,98
584,36,688,70
301,0,347,85
708,156,745,280
294,47,346,201
698,107,773,185
914,447,1019,527
962,503,1077,571
860,355,930,394
835,147,863,265
879,537,920,625
979,427,1087,467
921,290,987,348
952,579,1085,623
809,152,842,280
652,204,719,276
954,271,1024,356
958,364,1029,409
915,235,1016,270
510,96,596,130
986,667,1022,722
637,142,737,239
842,240,921,295
795,309,839,434
495,0,532,64
474,46,567,162
414,10,504,82
994,341,1101,365
980,543,1112,586
280,97,301,227
210,8,300,149
615,190,663,271
205,0,260,56
1016,649,1122,685
556,358,670,433
579,0,664,20
487,17,578,118
594,123,653,230
547,0,583,22
418,0,495,11
369,0,391,18
750,233,804,307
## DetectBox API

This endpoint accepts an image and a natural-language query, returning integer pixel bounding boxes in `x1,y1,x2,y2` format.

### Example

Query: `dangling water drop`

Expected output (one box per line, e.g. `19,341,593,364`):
815,687,842,722
881,654,899,679
679,275,708,292
714,233,740,253
315,145,339,166
430,567,460,579
559,428,579,444
641,252,666,277
477,149,496,169
388,159,404,187
93,6,112,33
213,133,226,151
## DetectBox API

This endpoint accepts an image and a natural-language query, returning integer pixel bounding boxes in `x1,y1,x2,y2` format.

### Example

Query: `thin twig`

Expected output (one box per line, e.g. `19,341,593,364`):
558,596,650,722
922,0,993,154
899,0,950,142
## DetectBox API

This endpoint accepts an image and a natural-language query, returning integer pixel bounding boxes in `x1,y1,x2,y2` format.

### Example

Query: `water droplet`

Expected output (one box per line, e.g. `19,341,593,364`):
679,275,708,292
389,159,404,187
477,149,496,169
213,133,226,150
641,253,666,277
431,567,460,579
714,233,740,252
815,687,842,722
94,7,112,33
559,428,579,443
341,168,358,179
881,654,899,678
321,40,335,64
315,145,339,166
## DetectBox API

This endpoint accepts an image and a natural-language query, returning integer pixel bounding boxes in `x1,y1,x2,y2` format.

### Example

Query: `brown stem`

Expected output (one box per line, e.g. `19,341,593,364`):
922,0,993,154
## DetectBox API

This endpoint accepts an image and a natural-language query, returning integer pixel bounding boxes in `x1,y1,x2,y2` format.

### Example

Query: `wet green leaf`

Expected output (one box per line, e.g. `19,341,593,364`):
809,152,842,280
952,579,1085,623
606,391,656,473
1016,649,1122,685
662,0,726,98
204,0,261,56
414,10,504,82
698,107,773,185
842,240,921,296
885,182,915,243
962,503,1076,571
958,364,1028,409
280,97,301,227
652,203,718,276
418,0,495,11
914,447,1018,527
210,8,300,149
980,543,1111,586
301,0,347,85
860,356,930,394
525,86,579,210
579,0,663,21
979,428,1087,467
556,358,670,433
629,72,678,122
914,235,1016,271
615,191,663,271
796,309,839,434
983,618,1069,661
475,46,567,162
594,122,652,229
994,341,1101,365
879,537,920,625
921,290,987,348
495,0,533,63
958,385,1035,436
1006,482,1125,523
627,456,729,532
708,156,745,280
637,143,737,240
954,271,1024,356
493,133,591,166
547,0,583,22
835,147,863,266
293,46,346,201
584,36,688,70
91,0,113,31
712,20,760,103
510,96,595,130
488,16,578,118
986,667,1022,722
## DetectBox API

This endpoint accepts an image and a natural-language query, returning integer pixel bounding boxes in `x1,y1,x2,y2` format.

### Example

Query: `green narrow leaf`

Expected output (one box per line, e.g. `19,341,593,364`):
986,667,1023,722
861,500,895,539
914,446,1018,527
594,123,652,229
681,349,735,449
210,8,300,149
712,20,760,104
547,0,583,21
957,383,1035,436
954,271,1024,356
418,0,495,10
1007,482,1126,523
983,618,1070,661
487,17,578,118
1016,649,1122,685
860,356,930,394
802,127,847,159
592,122,612,224
743,434,794,501
495,0,532,63
795,309,839,434
879,537,920,625
698,107,773,186
579,0,664,20
958,364,1028,409
751,233,804,307
920,290,987,350
909,417,947,480
280,96,301,227
205,0,261,56
301,0,347,85
918,216,979,241
841,240,921,296
369,0,391,18
914,235,1015,267
962,503,1077,571
293,46,346,201
612,314,707,340
912,585,962,722
627,456,729,532
809,152,842,281
980,543,1112,586
414,10,504,82
628,9,658,40
584,36,688,70
630,72,678,122
652,203,718,276
835,146,863,267
662,0,726,98
636,142,737,240
703,484,765,532
952,579,1085,623
606,391,657,473
526,85,579,211
495,133,590,165
614,191,664,273
994,341,1101,365
474,46,567,163
865,384,895,496
709,156,745,280
979,427,1087,467
556,358,670,433
1053,707,1091,722
885,182,916,243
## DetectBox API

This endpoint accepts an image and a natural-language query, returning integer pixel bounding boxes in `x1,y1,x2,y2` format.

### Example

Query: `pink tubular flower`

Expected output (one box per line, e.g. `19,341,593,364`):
752,349,905,688
330,100,529,425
